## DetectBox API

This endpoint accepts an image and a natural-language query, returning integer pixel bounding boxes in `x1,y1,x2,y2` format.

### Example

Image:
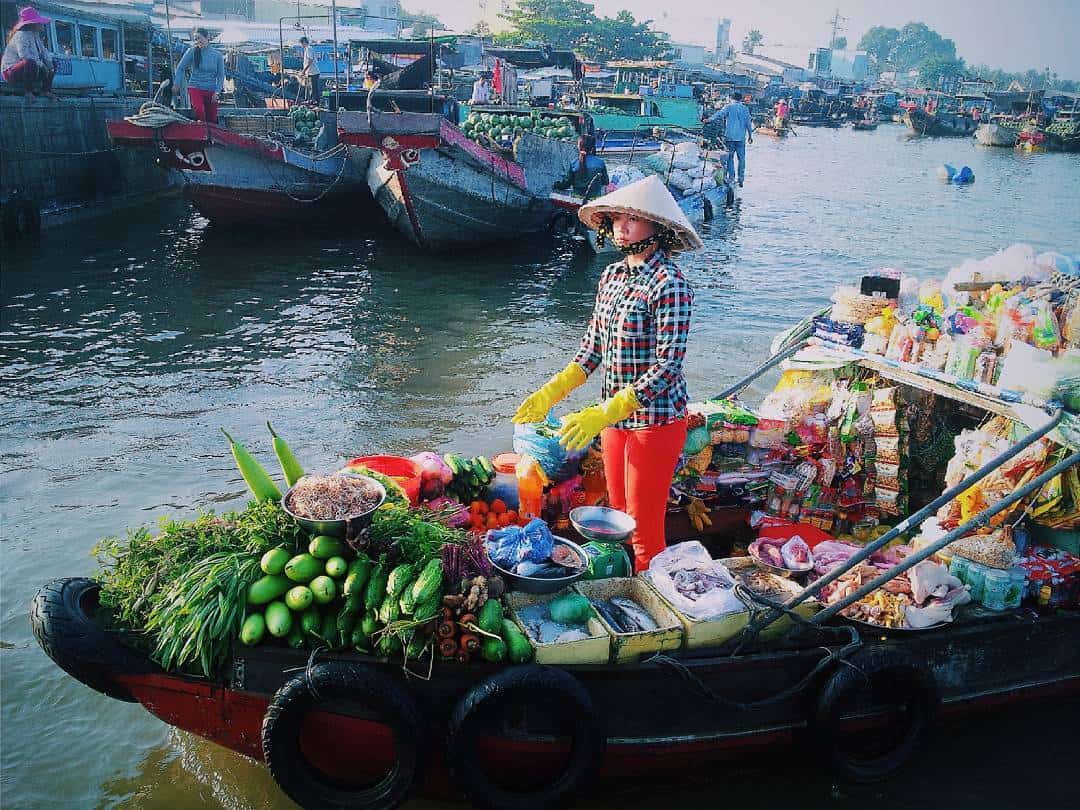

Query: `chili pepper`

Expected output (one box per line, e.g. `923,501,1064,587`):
267,422,305,487
221,429,281,502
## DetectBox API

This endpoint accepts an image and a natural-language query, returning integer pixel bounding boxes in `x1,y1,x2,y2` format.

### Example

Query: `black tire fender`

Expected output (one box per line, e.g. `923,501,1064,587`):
809,646,939,784
446,664,605,810
30,577,157,702
262,661,424,810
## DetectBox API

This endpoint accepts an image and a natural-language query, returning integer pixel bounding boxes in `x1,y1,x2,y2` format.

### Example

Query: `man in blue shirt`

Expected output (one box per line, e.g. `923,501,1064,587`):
707,89,753,187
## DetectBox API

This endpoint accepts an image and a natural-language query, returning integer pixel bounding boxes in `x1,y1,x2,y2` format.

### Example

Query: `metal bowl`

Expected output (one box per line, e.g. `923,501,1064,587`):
280,473,386,538
569,506,636,544
747,542,812,580
491,536,589,595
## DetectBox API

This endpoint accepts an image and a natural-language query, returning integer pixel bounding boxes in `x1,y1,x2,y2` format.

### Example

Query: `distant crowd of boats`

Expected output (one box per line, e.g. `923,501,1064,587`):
103,41,1079,253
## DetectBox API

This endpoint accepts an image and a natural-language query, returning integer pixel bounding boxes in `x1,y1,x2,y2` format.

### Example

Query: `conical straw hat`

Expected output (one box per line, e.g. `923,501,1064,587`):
578,174,703,252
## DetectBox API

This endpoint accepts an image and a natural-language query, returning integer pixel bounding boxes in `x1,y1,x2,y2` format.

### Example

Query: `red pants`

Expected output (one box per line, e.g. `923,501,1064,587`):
1,59,54,93
188,87,218,123
601,419,687,572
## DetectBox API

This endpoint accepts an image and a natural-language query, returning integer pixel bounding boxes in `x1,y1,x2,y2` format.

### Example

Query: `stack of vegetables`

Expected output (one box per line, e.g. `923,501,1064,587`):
92,421,544,677
443,453,496,504
459,111,576,146
437,537,533,664
290,105,320,144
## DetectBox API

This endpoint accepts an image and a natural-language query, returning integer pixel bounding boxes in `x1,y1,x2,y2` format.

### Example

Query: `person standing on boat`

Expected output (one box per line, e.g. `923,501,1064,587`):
553,134,609,200
299,36,321,105
470,74,491,104
1,7,58,101
513,175,702,572
775,97,790,128
174,28,225,124
705,88,752,187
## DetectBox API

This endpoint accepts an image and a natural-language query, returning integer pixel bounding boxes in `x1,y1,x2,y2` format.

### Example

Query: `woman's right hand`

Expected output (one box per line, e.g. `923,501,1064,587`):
512,391,552,425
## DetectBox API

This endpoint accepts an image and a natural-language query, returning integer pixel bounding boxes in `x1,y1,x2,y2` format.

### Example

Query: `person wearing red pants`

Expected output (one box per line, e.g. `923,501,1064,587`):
513,175,702,571
1,7,58,100
174,28,225,123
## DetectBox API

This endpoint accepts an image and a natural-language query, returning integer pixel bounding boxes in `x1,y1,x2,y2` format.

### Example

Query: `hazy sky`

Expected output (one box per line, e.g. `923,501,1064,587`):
420,0,1080,78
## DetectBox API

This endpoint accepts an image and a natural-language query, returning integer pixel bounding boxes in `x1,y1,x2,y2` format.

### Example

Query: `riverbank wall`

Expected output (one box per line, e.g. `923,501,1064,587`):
0,94,176,237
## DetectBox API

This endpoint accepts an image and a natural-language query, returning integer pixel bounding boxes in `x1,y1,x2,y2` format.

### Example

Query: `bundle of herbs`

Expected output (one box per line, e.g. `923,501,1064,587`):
144,550,262,676
93,501,303,657
350,503,467,566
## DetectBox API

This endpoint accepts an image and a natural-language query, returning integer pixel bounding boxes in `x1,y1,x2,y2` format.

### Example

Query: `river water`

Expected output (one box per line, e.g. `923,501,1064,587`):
1,126,1078,808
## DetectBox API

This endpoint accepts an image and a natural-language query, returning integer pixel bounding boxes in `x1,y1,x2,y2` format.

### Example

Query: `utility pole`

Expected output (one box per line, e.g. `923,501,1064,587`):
828,9,847,49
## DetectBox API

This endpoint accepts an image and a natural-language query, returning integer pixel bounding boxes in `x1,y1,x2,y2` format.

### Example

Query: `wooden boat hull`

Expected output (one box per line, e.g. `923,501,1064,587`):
905,108,979,137
340,112,575,251
32,577,1080,802
975,123,1019,147
756,125,790,137
851,121,879,131
106,120,369,223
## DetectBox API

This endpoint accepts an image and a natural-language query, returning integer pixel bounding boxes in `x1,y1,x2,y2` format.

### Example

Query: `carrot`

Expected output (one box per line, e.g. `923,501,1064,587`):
437,621,456,639
439,637,458,658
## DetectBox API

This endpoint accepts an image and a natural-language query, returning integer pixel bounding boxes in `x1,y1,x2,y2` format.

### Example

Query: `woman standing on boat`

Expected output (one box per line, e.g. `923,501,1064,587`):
174,28,225,124
513,176,702,571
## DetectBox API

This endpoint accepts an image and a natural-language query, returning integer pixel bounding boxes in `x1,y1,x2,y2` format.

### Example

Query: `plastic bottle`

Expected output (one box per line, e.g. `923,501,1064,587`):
489,452,522,511
981,569,1010,610
515,455,549,523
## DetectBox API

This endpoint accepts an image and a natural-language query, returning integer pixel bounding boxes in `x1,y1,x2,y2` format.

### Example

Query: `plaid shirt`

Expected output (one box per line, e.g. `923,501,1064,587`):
572,251,693,429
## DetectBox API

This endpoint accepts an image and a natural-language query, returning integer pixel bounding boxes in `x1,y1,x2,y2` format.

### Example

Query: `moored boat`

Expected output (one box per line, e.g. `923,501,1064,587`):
975,121,1019,147
107,110,369,222
904,107,979,137
33,571,1080,807
337,109,578,251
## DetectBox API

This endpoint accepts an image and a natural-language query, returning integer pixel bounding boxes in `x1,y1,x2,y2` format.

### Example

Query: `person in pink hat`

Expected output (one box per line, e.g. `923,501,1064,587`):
1,7,57,100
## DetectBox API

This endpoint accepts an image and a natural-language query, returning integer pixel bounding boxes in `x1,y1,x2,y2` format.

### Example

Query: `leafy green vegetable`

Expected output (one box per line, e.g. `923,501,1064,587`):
143,550,262,676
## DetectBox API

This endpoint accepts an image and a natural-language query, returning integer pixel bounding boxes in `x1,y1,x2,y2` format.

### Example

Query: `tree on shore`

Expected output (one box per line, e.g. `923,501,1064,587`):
494,0,670,60
741,29,763,55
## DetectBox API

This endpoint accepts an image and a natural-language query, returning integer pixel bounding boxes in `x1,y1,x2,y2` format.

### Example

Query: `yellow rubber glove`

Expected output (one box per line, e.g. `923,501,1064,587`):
558,387,641,451
512,362,587,424
687,497,713,532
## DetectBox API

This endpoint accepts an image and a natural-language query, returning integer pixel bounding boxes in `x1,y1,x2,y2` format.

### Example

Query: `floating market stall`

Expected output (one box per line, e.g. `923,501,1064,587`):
33,246,1080,809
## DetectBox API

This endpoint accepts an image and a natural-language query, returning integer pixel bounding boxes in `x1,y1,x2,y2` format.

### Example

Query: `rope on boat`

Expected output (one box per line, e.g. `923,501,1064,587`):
259,141,351,204
645,585,866,711
124,101,192,128
282,645,329,701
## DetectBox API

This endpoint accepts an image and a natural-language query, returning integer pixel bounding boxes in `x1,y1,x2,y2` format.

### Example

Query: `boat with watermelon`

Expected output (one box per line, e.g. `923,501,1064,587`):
336,99,583,250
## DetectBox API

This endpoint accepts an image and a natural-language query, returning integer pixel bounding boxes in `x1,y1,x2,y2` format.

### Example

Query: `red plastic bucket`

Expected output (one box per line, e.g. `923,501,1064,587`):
346,455,422,506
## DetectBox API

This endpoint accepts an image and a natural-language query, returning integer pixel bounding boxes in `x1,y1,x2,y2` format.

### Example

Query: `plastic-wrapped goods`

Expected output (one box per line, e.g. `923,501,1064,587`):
1032,300,1062,351
609,165,645,188
644,541,742,620
830,286,893,325
749,418,788,448
945,337,980,380
666,169,694,191
682,177,718,196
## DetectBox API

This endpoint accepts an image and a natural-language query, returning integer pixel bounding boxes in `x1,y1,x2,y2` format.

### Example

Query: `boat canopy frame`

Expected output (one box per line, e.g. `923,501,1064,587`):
712,333,1080,646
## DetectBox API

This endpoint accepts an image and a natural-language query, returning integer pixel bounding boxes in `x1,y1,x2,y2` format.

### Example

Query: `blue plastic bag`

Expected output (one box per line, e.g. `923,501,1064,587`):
513,411,588,481
485,519,554,568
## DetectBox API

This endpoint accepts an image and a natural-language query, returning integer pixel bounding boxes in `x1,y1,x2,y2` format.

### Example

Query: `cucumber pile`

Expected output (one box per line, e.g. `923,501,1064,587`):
290,105,320,144
242,534,445,658
460,111,576,147
444,453,495,503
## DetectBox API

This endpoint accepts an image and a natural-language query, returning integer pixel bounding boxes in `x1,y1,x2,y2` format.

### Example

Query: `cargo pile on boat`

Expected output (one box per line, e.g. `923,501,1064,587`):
91,246,1079,671
665,244,1080,629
